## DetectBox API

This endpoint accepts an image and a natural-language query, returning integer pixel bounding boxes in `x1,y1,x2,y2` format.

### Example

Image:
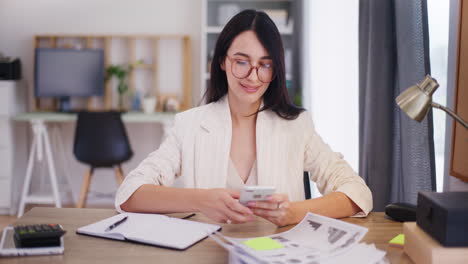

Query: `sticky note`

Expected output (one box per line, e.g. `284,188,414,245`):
242,237,284,251
389,234,405,248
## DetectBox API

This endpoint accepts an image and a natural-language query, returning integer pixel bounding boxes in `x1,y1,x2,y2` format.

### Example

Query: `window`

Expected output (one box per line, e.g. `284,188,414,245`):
303,0,449,196
303,0,359,197
427,0,450,192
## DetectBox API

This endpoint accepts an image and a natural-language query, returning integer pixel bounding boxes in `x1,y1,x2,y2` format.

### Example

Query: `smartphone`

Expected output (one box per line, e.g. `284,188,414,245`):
239,186,276,205
0,226,64,257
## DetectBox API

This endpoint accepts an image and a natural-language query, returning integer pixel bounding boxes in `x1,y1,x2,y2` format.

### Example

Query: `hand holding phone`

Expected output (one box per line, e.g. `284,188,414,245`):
239,186,276,205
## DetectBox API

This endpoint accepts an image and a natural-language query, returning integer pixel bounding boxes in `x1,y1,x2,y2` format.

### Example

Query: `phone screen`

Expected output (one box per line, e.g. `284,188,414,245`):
239,186,276,205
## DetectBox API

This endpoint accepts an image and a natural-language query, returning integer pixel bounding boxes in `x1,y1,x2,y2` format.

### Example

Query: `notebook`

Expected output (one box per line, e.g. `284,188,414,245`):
76,213,221,250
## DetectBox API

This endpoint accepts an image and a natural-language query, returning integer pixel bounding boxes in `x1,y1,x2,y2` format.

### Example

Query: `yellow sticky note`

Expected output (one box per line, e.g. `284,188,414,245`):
389,234,405,247
242,237,284,251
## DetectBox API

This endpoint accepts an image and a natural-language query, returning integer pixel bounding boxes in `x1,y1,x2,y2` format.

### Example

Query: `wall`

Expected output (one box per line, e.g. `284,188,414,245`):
444,0,468,191
0,0,203,208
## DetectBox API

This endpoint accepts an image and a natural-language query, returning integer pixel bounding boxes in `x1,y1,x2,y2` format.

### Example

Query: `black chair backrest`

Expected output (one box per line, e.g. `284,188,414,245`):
304,171,311,200
73,111,133,167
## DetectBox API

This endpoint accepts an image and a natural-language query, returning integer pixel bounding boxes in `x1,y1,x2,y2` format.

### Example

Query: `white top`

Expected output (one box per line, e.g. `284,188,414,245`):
226,159,258,191
115,96,373,216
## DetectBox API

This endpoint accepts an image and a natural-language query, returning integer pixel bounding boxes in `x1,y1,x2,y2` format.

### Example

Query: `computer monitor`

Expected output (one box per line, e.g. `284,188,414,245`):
34,48,105,111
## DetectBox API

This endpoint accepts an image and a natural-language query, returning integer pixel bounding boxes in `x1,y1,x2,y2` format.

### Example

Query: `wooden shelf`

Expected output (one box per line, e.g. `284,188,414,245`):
205,25,293,35
206,26,223,34
33,34,192,112
133,63,154,69
204,72,292,80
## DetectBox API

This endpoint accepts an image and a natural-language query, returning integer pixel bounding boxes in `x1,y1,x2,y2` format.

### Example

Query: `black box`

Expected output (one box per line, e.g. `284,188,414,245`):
0,58,21,80
417,191,468,247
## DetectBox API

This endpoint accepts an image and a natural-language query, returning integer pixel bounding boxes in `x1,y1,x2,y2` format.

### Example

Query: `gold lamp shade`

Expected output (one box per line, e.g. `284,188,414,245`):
396,75,439,122
396,74,468,129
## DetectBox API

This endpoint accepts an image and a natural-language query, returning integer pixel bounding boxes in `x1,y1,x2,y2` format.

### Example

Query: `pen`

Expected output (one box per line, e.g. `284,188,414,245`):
182,213,196,219
105,216,128,232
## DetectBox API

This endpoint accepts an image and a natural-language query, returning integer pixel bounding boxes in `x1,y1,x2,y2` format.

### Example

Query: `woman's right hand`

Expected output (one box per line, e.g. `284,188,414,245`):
194,188,255,224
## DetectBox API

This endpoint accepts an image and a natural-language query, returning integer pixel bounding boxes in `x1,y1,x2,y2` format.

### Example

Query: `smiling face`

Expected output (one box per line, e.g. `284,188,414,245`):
221,30,273,108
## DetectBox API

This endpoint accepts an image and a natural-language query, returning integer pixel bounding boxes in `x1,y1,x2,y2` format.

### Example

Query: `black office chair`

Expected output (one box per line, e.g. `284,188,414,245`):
73,111,133,208
304,171,311,200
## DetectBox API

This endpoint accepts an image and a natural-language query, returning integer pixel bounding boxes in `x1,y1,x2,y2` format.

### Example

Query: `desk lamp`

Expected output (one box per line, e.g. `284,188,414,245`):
385,74,468,223
396,74,468,129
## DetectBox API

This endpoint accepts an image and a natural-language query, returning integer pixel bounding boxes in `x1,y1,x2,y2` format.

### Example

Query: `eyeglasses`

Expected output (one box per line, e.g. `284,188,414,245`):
225,56,275,83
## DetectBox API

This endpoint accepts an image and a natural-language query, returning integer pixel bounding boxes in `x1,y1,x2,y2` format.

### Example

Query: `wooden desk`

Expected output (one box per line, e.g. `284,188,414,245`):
1,208,413,264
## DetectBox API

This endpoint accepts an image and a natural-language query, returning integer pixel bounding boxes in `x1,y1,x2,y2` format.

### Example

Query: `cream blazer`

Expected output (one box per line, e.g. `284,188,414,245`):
115,96,373,216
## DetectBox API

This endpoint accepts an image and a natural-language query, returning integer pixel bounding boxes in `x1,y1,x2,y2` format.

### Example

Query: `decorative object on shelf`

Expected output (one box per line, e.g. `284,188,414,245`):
285,49,292,76
262,9,289,27
217,4,240,26
136,58,153,65
142,94,157,114
0,53,21,80
105,64,133,110
285,80,300,107
162,95,181,112
131,90,141,111
207,50,214,74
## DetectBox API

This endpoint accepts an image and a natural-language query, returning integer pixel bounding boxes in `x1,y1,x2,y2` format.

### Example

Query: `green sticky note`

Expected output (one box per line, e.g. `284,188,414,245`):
242,237,284,251
389,234,405,246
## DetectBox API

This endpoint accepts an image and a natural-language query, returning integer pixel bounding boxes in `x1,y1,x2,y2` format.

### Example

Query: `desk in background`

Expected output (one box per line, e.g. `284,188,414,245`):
0,208,412,264
13,112,176,124
12,112,176,217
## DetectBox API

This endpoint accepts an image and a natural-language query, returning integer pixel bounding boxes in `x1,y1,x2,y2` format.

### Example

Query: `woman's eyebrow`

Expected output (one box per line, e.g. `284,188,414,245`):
233,52,272,59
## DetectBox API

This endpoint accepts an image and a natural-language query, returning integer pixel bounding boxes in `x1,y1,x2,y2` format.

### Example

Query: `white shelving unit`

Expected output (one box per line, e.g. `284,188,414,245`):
201,0,297,101
0,81,25,215
205,25,293,35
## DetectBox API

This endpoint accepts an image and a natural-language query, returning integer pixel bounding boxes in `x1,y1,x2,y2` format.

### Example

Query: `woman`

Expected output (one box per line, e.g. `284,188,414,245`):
116,10,372,226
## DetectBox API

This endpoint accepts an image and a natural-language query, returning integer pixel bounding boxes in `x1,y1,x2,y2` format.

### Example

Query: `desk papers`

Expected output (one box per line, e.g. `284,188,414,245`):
210,213,387,264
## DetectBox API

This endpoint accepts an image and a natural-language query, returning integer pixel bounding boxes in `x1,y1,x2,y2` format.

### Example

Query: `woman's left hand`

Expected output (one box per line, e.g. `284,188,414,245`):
247,193,298,226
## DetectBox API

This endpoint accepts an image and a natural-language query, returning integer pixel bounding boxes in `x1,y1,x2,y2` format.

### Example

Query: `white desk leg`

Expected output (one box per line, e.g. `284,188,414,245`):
51,124,76,205
18,133,37,217
42,125,62,209
36,125,43,162
17,120,62,217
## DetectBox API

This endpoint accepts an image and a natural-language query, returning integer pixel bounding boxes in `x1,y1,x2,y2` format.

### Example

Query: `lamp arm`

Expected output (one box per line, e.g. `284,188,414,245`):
431,102,468,129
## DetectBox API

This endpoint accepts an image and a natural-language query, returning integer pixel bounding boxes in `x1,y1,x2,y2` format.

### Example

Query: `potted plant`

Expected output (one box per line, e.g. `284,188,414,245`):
105,64,133,110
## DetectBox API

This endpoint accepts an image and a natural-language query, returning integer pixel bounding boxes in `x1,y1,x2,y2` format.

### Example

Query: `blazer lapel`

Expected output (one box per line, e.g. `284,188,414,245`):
256,108,275,186
194,96,232,188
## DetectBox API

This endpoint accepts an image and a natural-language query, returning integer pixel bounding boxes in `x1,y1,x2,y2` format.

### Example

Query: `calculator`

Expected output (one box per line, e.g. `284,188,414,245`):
13,224,66,248
0,225,65,256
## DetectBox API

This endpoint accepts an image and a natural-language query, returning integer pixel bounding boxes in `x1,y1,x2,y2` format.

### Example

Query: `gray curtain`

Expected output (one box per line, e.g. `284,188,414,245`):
291,0,303,106
359,0,436,211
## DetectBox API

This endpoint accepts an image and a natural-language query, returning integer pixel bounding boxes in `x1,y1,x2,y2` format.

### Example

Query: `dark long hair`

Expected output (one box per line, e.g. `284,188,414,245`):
205,9,304,120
